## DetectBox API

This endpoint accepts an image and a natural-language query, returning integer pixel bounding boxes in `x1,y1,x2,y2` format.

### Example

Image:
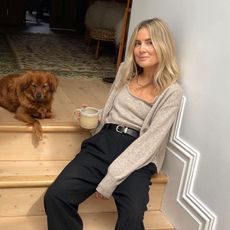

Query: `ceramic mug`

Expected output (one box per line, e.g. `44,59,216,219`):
73,107,99,129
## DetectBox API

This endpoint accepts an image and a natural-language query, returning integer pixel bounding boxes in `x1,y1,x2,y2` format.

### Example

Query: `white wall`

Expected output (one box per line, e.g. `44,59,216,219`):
129,0,230,229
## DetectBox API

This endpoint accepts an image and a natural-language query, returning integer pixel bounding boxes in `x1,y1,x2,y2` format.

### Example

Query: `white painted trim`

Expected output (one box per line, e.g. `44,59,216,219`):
167,96,217,230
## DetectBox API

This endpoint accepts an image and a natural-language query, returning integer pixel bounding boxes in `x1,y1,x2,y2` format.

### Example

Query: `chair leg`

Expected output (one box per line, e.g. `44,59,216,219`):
85,29,91,45
95,40,100,59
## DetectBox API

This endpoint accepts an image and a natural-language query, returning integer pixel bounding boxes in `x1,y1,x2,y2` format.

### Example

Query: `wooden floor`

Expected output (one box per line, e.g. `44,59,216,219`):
0,76,111,126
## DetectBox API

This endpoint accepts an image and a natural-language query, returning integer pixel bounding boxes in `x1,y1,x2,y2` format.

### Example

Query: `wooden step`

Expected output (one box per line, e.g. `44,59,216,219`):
0,211,175,230
0,173,167,217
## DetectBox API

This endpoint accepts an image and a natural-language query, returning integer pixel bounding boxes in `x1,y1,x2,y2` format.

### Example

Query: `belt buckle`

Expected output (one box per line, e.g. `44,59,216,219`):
116,125,124,133
116,125,128,134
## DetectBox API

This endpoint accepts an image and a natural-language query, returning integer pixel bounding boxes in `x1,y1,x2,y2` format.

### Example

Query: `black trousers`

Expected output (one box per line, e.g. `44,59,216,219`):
44,127,157,230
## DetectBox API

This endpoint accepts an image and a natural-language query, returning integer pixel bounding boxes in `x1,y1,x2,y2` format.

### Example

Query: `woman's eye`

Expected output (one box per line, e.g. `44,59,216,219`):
134,41,141,47
146,40,153,46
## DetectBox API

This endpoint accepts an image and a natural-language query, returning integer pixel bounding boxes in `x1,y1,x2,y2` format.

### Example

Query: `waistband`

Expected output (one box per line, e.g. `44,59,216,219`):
103,123,140,138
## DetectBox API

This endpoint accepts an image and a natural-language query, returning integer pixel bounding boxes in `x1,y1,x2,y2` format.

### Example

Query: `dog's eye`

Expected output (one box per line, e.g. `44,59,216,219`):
43,83,48,88
31,83,37,88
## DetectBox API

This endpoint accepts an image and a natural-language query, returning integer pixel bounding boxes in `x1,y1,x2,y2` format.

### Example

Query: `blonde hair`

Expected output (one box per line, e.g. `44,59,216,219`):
119,18,179,94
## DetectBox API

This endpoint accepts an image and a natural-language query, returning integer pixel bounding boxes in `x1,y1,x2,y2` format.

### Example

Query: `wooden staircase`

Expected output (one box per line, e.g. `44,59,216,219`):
0,77,175,230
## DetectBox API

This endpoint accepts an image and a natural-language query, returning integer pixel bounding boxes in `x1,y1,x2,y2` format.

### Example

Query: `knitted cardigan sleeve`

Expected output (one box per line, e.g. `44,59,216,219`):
96,83,183,198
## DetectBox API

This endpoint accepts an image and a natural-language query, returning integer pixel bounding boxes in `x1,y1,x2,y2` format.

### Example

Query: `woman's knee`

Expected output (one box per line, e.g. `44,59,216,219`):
44,184,57,205
119,206,145,221
44,181,67,206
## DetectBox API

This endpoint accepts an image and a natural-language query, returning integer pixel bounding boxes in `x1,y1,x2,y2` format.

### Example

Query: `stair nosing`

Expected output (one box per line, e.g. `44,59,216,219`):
0,175,56,188
0,122,90,133
0,173,168,188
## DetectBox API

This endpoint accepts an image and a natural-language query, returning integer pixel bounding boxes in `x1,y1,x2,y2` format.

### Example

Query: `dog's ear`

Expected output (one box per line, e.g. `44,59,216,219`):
17,72,32,92
47,73,59,92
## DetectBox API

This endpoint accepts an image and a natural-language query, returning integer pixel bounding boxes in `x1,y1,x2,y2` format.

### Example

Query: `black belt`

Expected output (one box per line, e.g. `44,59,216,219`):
103,124,140,138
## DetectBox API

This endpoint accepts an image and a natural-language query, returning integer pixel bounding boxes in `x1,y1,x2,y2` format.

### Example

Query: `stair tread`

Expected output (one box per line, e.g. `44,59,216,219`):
0,211,175,230
0,177,164,217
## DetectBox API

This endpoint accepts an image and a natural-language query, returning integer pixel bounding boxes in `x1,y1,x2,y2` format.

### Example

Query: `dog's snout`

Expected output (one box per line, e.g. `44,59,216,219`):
35,92,42,99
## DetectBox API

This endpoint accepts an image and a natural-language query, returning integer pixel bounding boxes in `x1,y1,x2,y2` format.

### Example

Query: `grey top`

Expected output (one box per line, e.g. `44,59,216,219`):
105,85,153,131
95,64,183,198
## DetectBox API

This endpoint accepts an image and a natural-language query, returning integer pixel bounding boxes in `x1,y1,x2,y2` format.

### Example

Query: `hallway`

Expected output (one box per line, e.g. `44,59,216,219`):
0,15,117,79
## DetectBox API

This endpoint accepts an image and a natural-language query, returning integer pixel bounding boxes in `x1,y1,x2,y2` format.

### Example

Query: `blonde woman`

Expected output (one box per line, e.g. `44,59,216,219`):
44,18,183,230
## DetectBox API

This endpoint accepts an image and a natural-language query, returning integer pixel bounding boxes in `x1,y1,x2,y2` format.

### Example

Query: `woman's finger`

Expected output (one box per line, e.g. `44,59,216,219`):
95,191,108,200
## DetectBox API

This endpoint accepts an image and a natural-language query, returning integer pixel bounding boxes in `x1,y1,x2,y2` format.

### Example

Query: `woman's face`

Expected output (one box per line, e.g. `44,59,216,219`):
133,27,159,70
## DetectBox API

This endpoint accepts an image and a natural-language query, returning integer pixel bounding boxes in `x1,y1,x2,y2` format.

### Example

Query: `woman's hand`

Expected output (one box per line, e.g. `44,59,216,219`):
95,191,108,200
74,104,87,123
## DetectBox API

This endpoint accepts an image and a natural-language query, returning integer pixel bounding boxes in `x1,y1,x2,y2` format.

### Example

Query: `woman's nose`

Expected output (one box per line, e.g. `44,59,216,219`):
139,43,147,52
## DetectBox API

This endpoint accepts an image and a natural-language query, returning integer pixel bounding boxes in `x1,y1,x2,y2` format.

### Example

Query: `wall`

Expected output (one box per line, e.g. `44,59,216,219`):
128,0,230,229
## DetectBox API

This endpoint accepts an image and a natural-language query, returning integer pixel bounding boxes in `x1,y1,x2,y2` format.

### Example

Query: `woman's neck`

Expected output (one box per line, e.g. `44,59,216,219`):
136,68,155,87
136,74,152,87
141,67,156,80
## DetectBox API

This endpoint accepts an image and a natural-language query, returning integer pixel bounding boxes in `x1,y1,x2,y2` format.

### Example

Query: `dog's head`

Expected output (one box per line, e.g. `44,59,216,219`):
18,71,59,102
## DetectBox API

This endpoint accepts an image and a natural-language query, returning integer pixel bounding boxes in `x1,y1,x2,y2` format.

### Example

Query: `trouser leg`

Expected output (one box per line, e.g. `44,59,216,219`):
44,153,101,230
113,163,157,230
44,128,136,230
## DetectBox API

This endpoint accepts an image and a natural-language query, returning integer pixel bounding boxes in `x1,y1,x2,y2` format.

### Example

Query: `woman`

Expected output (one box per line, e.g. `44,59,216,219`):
44,18,183,230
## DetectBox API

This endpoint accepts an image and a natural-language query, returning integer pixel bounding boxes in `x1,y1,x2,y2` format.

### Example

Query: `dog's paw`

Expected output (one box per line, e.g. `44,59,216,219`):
33,120,43,140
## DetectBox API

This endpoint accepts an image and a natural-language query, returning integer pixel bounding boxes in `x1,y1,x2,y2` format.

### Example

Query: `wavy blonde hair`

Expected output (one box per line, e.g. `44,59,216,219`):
118,18,179,94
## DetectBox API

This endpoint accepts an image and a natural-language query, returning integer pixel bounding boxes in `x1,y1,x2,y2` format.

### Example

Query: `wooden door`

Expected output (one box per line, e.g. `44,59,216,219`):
50,0,78,30
0,0,25,26
0,0,8,24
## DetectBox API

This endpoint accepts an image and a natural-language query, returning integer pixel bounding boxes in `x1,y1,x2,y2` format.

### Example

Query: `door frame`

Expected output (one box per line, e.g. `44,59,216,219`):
116,0,132,70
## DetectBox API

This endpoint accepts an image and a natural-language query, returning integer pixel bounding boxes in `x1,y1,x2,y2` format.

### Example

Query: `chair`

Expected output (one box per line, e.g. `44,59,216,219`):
85,1,125,59
89,28,115,59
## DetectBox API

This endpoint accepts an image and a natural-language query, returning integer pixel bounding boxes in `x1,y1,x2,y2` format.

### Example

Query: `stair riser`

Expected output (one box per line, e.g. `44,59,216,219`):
0,132,90,161
0,161,69,176
0,183,165,217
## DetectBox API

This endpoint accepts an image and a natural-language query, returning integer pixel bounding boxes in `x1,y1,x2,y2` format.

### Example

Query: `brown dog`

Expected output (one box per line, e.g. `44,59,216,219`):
0,70,59,140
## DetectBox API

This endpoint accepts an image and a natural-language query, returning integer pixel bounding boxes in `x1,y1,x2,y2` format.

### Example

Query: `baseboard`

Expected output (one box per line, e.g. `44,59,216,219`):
164,96,217,230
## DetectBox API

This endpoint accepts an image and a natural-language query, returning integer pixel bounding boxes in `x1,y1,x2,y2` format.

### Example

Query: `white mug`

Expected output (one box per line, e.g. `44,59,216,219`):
73,107,99,129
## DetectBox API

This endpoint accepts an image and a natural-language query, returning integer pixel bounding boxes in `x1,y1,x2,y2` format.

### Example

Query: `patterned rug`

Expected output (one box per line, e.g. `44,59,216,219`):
0,33,116,78
0,34,19,74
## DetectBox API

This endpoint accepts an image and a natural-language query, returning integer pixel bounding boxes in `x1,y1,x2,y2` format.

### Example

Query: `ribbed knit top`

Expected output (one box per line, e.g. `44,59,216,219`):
105,85,153,131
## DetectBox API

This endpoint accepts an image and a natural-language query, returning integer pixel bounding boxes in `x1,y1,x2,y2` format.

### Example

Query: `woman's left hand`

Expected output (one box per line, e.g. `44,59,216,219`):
95,191,108,200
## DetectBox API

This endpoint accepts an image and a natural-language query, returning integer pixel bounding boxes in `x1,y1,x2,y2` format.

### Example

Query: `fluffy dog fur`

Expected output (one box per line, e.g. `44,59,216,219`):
0,70,59,140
